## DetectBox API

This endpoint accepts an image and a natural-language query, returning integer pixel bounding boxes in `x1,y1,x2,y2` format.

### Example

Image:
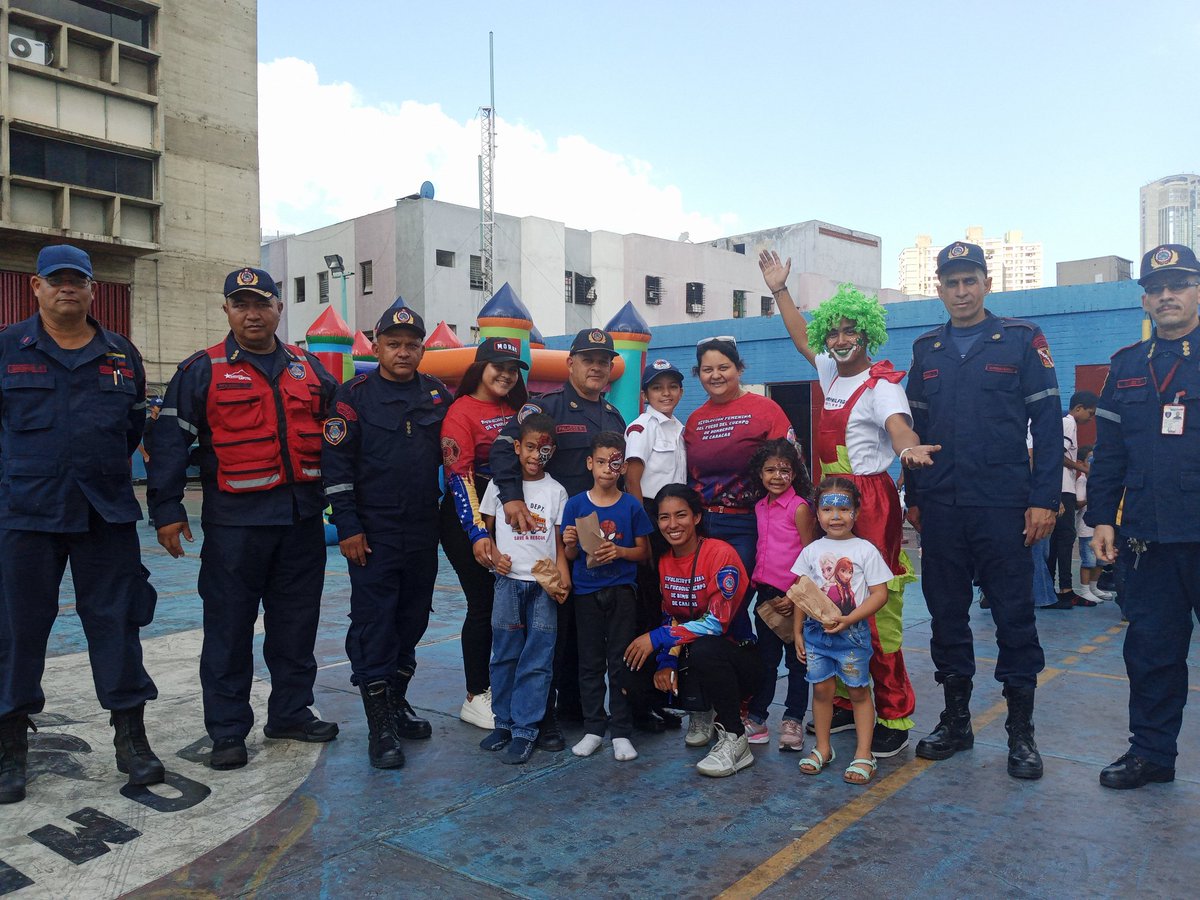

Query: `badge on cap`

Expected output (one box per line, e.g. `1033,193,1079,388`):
324,417,347,445
652,359,671,370
588,330,607,344
394,309,414,325
236,268,259,286
287,362,306,381
948,243,968,259
517,402,542,424
1152,247,1180,268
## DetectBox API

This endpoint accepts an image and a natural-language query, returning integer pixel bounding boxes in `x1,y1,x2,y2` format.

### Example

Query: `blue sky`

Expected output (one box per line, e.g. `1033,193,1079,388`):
259,0,1198,287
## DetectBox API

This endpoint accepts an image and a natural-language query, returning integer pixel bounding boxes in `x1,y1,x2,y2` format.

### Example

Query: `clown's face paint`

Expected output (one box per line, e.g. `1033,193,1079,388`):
588,447,626,490
517,431,555,478
825,317,869,371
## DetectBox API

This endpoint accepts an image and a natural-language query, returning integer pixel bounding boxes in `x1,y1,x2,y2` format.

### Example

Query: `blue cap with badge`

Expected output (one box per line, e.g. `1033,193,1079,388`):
1138,244,1200,286
223,267,279,299
568,328,617,356
936,241,988,277
374,295,426,337
641,358,683,388
37,244,93,279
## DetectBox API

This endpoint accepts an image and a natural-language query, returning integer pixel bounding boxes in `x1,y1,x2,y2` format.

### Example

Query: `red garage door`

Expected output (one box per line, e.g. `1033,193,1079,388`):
0,269,131,336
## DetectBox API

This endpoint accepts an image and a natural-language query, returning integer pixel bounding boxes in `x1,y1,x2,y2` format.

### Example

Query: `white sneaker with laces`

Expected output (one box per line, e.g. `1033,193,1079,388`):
685,710,715,747
696,724,755,777
1090,586,1117,601
1078,584,1107,604
459,689,495,730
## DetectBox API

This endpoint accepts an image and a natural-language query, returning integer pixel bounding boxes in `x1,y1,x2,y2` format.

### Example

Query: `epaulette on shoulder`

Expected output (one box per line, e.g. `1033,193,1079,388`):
534,386,565,401
179,349,207,371
1110,339,1146,360
998,317,1037,331
914,326,942,343
347,373,369,390
420,372,451,393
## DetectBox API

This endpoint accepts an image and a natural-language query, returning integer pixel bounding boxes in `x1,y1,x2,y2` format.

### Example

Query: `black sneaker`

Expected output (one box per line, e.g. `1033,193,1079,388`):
209,736,248,770
263,718,339,742
1040,597,1075,610
805,707,855,735
871,724,910,758
479,728,511,752
500,736,535,765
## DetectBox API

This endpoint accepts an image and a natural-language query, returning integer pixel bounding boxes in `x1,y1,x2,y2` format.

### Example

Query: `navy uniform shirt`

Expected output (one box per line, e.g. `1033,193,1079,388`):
1086,324,1200,543
906,311,1062,510
147,334,337,527
321,369,452,544
489,382,627,502
0,313,146,531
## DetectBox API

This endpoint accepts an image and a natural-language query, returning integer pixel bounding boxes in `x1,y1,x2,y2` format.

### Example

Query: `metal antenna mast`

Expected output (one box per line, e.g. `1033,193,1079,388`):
478,32,496,299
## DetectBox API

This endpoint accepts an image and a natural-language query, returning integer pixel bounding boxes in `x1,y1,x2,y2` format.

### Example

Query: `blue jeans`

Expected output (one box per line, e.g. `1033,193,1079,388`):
703,511,757,639
748,585,808,724
490,575,557,741
1031,535,1056,608
803,618,872,687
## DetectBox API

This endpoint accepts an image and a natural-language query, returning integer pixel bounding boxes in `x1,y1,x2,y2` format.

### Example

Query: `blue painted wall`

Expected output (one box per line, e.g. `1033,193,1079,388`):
548,281,1147,422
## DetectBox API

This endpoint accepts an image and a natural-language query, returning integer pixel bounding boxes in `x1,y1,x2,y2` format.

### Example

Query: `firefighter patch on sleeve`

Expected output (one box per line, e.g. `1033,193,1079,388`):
324,417,348,445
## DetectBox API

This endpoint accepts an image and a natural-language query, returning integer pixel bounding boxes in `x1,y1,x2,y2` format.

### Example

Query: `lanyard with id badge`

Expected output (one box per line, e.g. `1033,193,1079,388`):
1150,358,1185,435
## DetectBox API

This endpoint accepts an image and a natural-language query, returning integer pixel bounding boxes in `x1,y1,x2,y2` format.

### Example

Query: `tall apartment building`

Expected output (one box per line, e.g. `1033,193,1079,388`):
1140,174,1200,258
0,0,262,385
898,226,1043,296
263,202,888,346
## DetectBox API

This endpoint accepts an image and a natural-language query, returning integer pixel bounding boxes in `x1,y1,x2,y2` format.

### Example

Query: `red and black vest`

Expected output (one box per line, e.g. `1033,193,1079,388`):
205,343,325,493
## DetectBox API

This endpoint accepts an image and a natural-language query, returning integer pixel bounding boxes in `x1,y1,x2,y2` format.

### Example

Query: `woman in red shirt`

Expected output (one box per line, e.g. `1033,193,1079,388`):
624,484,763,778
438,338,529,730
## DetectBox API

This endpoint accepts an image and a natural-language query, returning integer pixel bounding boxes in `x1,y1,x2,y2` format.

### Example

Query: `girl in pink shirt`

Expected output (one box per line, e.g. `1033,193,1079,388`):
744,439,817,751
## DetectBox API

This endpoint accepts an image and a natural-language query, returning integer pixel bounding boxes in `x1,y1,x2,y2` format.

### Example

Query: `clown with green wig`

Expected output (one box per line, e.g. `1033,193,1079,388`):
760,250,940,759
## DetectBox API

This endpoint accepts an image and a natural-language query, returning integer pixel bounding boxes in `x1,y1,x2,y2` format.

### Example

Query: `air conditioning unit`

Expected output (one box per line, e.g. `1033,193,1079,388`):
9,36,52,65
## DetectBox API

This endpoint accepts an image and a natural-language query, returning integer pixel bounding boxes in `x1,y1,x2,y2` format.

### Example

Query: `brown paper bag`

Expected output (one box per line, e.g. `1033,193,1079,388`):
786,575,842,627
574,511,608,569
755,600,795,643
531,559,568,604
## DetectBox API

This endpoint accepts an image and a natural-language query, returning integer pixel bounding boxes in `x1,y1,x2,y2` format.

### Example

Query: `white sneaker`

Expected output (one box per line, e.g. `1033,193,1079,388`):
1090,586,1117,601
1078,584,1107,604
459,689,495,730
685,710,715,747
696,724,755,777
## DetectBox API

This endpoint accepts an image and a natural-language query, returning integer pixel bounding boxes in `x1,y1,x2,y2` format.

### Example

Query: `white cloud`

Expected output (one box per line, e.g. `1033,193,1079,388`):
258,58,735,240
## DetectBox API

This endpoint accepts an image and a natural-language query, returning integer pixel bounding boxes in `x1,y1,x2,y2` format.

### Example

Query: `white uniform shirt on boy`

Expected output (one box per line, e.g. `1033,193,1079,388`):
624,407,687,499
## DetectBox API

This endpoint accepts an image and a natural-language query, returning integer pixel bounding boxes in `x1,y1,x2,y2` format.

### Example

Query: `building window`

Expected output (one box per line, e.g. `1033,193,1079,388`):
10,131,153,198
318,271,329,304
360,261,373,294
733,243,746,255
686,282,705,315
470,255,484,291
363,330,375,341
761,295,774,317
573,273,597,306
564,271,574,304
470,326,481,343
436,249,455,267
447,323,457,334
645,275,663,305
294,276,306,303
733,290,747,319
16,0,152,47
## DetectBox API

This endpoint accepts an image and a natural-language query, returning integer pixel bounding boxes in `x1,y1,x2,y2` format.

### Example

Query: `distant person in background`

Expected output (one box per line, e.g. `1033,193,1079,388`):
1049,392,1098,607
138,396,163,527
1073,445,1111,605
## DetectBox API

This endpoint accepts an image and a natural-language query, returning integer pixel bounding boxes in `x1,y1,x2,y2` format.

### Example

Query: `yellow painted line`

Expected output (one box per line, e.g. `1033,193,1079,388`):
1092,635,1110,643
1061,655,1080,665
1107,625,1126,635
247,794,320,896
1078,645,1098,654
719,669,1065,898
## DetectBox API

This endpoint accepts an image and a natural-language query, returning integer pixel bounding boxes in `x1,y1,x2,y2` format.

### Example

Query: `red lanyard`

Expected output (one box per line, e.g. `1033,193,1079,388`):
1148,358,1183,401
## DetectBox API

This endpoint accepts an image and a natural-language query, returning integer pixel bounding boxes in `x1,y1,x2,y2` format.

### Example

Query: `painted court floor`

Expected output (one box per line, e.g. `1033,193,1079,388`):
3,496,1199,898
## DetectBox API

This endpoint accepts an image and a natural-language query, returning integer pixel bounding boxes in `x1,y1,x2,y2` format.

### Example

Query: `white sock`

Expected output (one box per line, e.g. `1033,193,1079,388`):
572,733,603,757
1080,583,1105,602
612,737,638,761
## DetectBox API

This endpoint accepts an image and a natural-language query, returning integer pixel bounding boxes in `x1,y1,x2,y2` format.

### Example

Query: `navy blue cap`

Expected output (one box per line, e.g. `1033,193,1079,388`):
1139,244,1200,286
148,396,164,408
936,241,988,277
642,358,683,388
374,296,426,337
37,244,93,279
569,328,617,356
224,267,279,299
475,337,529,369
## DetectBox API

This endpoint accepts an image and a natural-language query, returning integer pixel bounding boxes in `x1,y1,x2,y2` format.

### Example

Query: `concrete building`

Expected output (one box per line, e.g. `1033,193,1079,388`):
898,227,1044,296
1056,255,1132,286
263,200,889,346
1141,174,1200,258
0,0,261,386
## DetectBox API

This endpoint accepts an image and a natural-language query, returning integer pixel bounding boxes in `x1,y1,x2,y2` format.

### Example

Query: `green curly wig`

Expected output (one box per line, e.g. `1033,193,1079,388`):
807,283,889,355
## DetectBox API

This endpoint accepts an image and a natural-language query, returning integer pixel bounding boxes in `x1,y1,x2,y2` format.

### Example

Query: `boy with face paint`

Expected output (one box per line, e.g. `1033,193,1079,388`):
761,254,940,758
477,414,571,765
562,432,654,761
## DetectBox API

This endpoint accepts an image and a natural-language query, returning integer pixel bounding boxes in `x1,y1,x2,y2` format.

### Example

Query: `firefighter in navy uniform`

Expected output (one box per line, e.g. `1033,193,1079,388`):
0,245,163,805
905,241,1062,781
147,267,339,772
1089,244,1200,790
321,299,452,769
488,328,626,750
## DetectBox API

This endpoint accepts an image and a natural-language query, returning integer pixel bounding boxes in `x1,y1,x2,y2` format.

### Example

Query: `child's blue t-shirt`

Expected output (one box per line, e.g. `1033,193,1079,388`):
563,490,654,593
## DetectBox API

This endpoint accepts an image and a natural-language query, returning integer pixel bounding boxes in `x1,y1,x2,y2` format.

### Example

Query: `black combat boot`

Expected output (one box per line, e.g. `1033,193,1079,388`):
111,704,165,786
915,675,974,760
388,668,432,740
360,681,405,769
0,715,34,804
1003,685,1043,780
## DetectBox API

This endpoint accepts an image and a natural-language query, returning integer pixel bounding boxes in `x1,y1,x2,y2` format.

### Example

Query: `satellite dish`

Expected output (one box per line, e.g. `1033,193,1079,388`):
420,181,435,199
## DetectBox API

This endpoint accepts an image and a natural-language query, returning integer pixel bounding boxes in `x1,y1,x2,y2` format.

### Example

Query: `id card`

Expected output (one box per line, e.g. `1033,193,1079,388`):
1162,404,1185,435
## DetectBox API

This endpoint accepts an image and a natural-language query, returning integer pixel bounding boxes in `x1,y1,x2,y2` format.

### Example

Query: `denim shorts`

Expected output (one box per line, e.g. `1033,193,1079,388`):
803,618,872,688
1078,536,1097,568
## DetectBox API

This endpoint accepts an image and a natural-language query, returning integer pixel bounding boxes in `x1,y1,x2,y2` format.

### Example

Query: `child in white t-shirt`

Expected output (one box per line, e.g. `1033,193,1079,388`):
477,413,570,765
1074,445,1108,603
790,476,891,786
